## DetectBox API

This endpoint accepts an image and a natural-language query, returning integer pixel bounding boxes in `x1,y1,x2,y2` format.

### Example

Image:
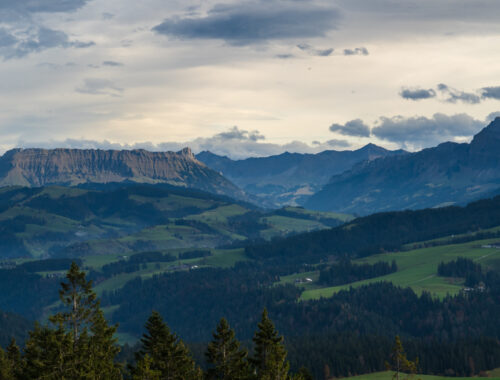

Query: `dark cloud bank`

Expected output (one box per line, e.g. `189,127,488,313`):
153,1,340,45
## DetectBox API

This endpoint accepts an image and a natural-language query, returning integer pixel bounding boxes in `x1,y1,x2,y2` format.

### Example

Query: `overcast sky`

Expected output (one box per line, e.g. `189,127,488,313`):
1,0,500,158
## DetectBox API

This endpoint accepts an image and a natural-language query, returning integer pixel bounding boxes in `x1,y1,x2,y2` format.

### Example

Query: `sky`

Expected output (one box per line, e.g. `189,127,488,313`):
1,0,500,159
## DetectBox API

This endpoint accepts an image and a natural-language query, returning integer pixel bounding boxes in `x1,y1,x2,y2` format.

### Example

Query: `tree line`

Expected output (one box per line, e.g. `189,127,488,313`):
318,259,397,286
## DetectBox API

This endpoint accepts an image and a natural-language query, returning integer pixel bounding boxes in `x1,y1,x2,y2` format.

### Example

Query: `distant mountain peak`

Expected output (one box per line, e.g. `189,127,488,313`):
470,117,500,151
306,119,500,215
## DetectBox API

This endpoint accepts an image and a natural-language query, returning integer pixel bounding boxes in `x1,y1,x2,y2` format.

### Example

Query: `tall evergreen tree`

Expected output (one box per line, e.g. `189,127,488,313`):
251,309,290,380
133,311,201,380
23,322,72,379
23,262,122,380
205,318,251,380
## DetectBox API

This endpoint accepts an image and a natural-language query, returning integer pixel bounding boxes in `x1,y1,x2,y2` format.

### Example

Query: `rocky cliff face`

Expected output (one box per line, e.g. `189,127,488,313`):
305,118,500,215
0,147,245,199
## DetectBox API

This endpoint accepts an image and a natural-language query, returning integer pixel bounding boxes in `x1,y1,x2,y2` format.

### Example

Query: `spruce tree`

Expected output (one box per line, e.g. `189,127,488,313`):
23,322,72,379
23,262,122,380
0,345,15,380
133,311,201,380
385,336,418,380
251,309,290,380
205,318,251,380
133,355,161,380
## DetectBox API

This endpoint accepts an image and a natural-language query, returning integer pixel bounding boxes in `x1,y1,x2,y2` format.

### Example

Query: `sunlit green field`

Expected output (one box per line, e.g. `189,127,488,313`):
301,238,500,301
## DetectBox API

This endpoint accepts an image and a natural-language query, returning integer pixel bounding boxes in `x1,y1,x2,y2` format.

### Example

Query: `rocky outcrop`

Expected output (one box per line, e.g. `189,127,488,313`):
0,147,245,199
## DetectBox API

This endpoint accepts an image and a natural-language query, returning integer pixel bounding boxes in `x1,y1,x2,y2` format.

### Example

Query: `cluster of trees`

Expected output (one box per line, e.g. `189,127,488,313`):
18,258,82,272
437,257,482,278
0,263,311,380
179,250,212,260
318,259,397,286
99,252,177,278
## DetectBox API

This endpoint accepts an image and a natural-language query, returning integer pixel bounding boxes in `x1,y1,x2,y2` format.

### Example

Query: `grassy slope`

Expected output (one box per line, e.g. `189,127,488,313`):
300,237,500,301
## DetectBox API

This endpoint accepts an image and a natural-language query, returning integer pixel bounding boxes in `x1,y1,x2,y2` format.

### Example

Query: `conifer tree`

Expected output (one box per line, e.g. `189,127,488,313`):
23,322,72,379
251,309,290,380
5,339,22,379
385,336,418,380
133,311,201,380
23,262,122,380
0,345,15,380
133,355,161,380
205,318,251,380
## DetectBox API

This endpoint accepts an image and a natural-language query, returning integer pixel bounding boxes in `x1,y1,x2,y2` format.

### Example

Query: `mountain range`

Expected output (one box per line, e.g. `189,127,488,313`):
0,147,244,200
196,144,405,207
306,117,500,215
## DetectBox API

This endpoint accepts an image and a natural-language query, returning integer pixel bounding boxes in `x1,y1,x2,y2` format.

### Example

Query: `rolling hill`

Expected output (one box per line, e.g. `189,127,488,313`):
0,184,350,259
306,117,500,214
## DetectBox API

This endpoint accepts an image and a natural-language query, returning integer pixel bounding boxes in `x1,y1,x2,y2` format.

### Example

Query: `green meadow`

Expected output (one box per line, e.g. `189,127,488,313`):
300,237,500,301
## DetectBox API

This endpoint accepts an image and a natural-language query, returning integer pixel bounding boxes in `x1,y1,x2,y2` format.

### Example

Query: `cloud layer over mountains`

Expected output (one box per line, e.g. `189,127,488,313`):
2,0,500,156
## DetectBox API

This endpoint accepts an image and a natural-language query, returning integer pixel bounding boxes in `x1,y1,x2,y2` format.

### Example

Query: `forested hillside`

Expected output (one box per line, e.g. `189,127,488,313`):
0,184,348,258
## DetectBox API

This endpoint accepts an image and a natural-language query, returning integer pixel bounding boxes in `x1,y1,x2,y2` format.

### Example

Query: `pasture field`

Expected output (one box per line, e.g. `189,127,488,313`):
300,238,500,301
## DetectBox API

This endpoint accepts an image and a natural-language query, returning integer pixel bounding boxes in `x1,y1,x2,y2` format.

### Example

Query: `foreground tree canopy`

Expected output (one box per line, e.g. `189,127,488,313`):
0,263,312,380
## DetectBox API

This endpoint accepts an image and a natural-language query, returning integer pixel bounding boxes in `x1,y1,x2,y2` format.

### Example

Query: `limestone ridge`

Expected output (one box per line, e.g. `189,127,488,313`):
305,118,500,215
0,147,245,199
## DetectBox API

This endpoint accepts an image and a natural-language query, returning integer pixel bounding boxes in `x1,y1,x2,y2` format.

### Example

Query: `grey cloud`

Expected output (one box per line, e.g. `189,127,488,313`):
215,126,265,142
0,26,93,59
400,87,436,100
153,2,340,45
486,111,500,122
437,84,481,104
76,78,123,96
372,113,484,149
102,12,114,20
0,1,93,59
275,54,294,59
0,0,90,15
325,139,351,148
343,47,369,56
481,86,500,100
329,119,371,137
102,61,124,67
71,41,95,49
297,43,334,57
19,127,355,159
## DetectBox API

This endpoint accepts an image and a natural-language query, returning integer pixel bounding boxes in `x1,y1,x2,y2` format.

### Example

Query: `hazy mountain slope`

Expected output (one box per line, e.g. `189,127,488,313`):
196,144,405,206
0,148,245,200
306,118,500,214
